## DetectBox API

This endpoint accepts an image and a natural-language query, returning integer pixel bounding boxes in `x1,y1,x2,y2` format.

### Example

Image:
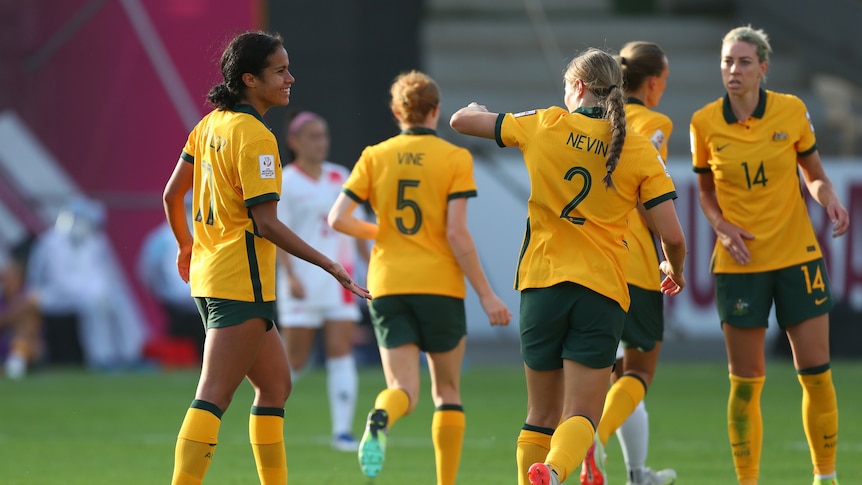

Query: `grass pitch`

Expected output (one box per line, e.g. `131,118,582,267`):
1,359,860,484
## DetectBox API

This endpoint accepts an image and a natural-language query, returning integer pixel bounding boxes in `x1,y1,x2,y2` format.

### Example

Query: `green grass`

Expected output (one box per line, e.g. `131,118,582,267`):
1,359,860,484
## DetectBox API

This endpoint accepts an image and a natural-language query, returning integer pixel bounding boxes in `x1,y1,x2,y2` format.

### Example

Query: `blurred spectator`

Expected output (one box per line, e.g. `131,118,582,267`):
0,247,41,379
137,196,204,362
26,196,146,370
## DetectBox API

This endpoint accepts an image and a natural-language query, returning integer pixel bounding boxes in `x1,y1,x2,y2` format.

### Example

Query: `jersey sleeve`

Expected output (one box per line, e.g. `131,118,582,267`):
793,97,817,155
448,148,478,200
642,113,673,160
639,144,677,208
238,138,281,207
495,108,544,148
689,112,711,174
180,122,202,164
343,148,373,203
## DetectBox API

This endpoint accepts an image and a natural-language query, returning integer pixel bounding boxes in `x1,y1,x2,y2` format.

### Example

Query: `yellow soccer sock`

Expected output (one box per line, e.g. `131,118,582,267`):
798,366,838,476
373,388,411,429
546,415,595,483
516,426,553,485
597,374,647,445
172,400,222,485
249,406,287,485
432,405,466,485
728,374,765,485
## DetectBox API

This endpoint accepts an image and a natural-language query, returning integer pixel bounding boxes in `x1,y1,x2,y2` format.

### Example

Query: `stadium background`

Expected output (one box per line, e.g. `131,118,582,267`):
0,0,860,363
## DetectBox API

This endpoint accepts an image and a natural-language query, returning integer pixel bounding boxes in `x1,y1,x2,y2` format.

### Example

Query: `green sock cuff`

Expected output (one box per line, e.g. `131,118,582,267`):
250,406,285,417
522,423,555,436
435,404,464,412
798,363,831,375
191,399,223,419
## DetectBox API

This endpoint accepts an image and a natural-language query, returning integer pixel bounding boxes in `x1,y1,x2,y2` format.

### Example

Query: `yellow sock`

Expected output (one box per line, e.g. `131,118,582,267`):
373,388,411,429
172,400,221,485
432,406,465,485
798,366,838,476
516,426,553,485
249,406,287,485
728,374,765,484
597,374,647,444
546,415,595,483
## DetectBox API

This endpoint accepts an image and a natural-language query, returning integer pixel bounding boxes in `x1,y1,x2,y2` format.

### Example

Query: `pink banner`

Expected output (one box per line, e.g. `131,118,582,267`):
0,0,262,334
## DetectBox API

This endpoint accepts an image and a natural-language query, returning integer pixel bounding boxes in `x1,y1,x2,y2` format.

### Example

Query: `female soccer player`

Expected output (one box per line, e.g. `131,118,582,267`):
690,25,849,485
581,41,677,485
328,69,511,485
276,110,365,452
450,47,687,485
163,31,370,485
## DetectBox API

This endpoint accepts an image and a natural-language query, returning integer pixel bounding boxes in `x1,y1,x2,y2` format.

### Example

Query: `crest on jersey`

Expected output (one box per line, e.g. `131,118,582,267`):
259,154,276,179
772,131,788,142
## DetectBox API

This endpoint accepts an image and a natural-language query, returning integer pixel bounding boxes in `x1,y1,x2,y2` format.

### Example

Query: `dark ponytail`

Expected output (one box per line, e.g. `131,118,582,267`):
206,31,284,110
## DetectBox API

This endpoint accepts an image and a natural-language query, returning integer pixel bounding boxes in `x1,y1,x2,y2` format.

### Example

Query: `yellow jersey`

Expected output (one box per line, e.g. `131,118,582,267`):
180,104,282,302
624,99,674,291
343,128,477,298
690,89,821,273
496,106,676,311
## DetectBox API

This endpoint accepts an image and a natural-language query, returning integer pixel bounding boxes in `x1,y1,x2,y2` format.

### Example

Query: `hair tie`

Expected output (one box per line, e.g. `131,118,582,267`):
288,111,321,136
608,84,618,91
620,57,628,66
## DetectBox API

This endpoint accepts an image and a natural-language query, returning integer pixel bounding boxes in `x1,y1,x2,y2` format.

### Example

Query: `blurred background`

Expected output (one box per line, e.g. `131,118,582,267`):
0,0,860,374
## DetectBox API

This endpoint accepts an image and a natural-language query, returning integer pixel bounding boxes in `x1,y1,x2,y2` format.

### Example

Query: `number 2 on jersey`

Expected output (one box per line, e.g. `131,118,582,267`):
560,166,592,225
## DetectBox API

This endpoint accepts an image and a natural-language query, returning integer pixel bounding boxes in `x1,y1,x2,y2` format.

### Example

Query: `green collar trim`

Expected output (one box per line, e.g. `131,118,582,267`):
572,106,605,119
234,103,271,130
722,88,767,123
401,127,437,136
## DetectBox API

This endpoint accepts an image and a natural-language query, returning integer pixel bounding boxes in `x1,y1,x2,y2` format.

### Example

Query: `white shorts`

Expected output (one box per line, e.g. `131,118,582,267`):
278,300,361,329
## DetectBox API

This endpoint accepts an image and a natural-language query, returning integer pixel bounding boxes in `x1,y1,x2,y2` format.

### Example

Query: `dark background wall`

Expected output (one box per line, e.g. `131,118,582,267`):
267,1,426,167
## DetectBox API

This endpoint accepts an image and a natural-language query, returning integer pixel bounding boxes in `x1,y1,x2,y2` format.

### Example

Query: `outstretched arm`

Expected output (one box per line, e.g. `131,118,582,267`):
449,102,500,139
250,200,371,300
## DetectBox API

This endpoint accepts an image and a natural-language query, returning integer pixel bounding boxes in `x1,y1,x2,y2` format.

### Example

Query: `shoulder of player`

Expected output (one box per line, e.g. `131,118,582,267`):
622,130,655,151
691,96,724,121
222,110,277,142
764,89,808,113
628,107,673,131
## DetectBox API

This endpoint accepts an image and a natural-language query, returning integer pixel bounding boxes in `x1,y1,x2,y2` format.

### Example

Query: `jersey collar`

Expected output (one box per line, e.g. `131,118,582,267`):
234,103,272,130
401,127,437,136
571,106,605,118
722,88,767,124
626,97,646,106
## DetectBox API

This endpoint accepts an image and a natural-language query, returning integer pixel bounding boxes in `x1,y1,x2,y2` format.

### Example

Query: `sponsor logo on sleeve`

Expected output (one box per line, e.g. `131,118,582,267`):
650,129,666,151
259,154,276,179
513,109,537,118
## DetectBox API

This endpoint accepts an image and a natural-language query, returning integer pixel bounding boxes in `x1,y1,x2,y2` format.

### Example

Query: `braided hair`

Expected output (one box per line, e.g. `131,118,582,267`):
564,48,627,188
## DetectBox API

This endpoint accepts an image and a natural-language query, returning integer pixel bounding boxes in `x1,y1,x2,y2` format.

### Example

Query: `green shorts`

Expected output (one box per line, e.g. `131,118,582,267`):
715,258,834,329
194,297,276,331
520,282,625,370
621,284,664,352
369,294,466,352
